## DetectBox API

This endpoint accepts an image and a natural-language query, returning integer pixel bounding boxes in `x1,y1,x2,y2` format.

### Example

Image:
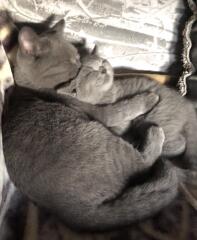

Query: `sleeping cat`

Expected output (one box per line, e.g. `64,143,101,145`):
0,11,81,88
59,54,197,170
0,10,186,158
1,21,181,231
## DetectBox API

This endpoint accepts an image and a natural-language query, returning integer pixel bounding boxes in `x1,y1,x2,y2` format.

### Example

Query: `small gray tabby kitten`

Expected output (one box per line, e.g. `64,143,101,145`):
2,21,180,231
59,54,197,170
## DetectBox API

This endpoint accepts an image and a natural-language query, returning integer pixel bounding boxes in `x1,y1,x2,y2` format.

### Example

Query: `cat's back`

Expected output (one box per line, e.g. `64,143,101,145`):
3,86,86,135
2,87,116,183
2,86,132,209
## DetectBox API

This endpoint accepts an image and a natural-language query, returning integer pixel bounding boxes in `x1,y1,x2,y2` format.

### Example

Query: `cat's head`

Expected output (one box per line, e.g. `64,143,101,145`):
14,20,81,89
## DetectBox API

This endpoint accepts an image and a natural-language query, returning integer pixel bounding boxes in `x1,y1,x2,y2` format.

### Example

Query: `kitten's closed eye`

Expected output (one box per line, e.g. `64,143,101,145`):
100,66,106,74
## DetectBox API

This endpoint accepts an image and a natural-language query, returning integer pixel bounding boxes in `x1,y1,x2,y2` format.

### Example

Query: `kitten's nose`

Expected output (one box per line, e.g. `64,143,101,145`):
71,57,81,68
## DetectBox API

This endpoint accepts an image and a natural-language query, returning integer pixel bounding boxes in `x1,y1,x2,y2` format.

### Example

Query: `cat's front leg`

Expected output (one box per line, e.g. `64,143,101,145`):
96,92,159,132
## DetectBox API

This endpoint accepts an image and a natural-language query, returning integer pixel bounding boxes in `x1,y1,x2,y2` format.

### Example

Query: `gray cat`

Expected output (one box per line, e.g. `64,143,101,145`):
59,54,197,170
2,21,181,231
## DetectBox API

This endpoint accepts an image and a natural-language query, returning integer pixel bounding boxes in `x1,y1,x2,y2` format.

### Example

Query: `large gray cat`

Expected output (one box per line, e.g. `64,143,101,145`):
59,54,197,171
2,21,182,231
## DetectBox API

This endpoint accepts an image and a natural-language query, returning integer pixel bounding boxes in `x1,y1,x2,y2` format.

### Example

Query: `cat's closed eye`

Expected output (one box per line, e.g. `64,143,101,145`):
34,55,40,61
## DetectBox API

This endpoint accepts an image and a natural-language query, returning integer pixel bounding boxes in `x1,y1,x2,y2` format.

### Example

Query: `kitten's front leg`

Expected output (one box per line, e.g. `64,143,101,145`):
55,91,159,134
96,92,159,132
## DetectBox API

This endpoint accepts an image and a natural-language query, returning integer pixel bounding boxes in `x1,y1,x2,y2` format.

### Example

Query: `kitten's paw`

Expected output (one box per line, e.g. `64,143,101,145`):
163,134,186,157
143,126,165,166
147,126,165,146
144,92,159,111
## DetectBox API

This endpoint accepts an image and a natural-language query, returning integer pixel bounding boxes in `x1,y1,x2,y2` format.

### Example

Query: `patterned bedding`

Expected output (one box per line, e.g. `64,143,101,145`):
1,0,187,72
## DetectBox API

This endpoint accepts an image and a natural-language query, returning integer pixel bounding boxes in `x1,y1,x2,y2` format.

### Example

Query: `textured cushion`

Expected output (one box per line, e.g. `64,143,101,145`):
1,0,186,72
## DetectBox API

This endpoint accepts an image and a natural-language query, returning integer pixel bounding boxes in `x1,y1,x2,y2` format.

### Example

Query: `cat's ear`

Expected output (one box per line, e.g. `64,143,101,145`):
52,19,65,34
18,27,39,55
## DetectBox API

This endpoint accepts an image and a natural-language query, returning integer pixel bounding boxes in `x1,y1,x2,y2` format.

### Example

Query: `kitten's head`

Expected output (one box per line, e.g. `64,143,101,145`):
14,20,81,89
58,54,114,104
76,55,114,104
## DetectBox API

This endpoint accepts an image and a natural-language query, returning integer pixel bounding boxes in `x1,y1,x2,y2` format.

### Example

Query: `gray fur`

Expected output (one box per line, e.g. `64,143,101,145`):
2,23,180,231
60,55,197,170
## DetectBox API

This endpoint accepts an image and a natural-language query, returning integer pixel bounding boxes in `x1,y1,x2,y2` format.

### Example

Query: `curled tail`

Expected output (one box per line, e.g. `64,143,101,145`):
66,160,179,231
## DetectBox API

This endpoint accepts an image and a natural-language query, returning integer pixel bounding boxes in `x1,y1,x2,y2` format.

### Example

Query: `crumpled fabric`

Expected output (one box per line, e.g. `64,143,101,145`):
1,0,186,72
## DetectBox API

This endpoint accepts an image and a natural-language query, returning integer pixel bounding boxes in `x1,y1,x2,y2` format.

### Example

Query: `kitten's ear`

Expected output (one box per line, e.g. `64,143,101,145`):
52,19,65,33
91,45,99,56
18,27,39,55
